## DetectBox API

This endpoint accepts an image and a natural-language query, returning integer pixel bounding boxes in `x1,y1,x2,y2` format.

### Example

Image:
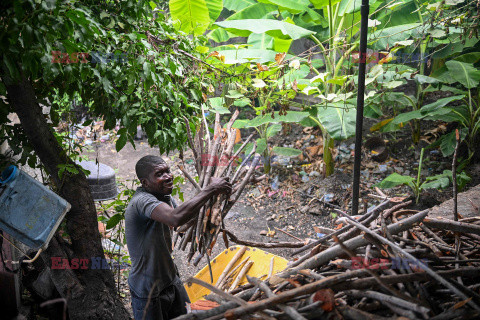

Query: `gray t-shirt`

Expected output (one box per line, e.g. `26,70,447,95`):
125,187,178,298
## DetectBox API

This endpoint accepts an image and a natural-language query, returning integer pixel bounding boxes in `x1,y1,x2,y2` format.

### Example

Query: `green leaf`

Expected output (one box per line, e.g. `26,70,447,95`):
376,173,415,189
427,106,468,123
208,97,231,114
215,19,315,40
170,0,210,35
433,37,479,59
338,0,363,16
232,119,249,129
309,0,341,9
454,52,480,64
225,90,244,98
327,75,348,86
456,171,471,190
436,86,467,95
369,23,422,50
234,97,251,107
414,75,440,84
227,3,277,20
233,111,309,128
384,79,407,90
273,37,292,52
257,0,310,14
205,0,223,21
429,29,446,38
420,95,465,113
208,97,224,107
316,103,356,140
65,165,79,174
266,123,282,138
445,60,480,89
244,138,267,155
392,110,425,124
224,0,255,11
116,133,128,152
107,18,115,28
392,95,465,124
440,131,458,157
208,28,235,42
272,146,302,156
248,33,274,50
196,46,210,53
422,174,450,189
106,213,123,229
432,129,467,157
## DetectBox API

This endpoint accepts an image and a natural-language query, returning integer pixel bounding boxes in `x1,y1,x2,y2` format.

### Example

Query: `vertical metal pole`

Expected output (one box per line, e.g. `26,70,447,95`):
351,0,369,216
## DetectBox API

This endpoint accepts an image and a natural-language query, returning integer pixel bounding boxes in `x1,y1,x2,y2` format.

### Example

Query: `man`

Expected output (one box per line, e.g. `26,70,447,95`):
126,155,231,320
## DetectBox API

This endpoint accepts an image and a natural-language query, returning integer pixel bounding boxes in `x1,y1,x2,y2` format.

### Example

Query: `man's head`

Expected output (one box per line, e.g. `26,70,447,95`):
135,155,173,196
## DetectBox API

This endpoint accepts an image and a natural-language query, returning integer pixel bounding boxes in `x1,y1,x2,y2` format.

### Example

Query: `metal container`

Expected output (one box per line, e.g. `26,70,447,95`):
76,161,118,201
0,165,71,249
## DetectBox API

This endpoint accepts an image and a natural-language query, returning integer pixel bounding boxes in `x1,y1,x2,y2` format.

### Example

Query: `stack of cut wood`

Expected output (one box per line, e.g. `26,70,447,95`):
174,199,480,320
174,111,265,268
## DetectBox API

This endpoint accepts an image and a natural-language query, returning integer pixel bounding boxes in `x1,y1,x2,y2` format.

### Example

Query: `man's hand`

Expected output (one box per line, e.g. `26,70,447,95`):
150,176,232,227
208,177,232,195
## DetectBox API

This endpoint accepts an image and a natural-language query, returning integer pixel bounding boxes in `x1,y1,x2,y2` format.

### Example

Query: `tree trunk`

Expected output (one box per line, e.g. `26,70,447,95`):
3,70,130,319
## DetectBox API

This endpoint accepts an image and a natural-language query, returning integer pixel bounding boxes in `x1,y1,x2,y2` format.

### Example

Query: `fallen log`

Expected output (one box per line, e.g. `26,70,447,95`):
278,209,429,277
423,218,480,236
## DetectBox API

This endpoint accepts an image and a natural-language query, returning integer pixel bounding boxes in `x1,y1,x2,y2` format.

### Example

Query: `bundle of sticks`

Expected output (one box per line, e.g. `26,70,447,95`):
174,200,480,320
173,110,265,268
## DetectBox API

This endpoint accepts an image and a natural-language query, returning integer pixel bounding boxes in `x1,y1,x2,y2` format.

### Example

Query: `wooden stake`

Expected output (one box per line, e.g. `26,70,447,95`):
228,261,254,292
214,246,247,287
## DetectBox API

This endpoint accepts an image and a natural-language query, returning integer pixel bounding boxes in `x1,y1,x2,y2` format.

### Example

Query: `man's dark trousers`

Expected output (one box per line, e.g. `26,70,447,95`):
130,276,190,320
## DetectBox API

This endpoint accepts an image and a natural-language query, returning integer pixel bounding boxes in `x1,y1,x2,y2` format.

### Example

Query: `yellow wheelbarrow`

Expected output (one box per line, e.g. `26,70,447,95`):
185,246,288,304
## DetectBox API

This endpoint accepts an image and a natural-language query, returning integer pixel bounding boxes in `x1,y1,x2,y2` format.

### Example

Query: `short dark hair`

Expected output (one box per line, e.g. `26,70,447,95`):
135,155,166,180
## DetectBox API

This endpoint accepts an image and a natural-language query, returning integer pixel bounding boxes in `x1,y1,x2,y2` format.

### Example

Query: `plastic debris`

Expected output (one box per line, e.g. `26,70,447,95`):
323,193,334,202
377,164,387,173
267,190,279,197
309,171,321,177
271,175,279,191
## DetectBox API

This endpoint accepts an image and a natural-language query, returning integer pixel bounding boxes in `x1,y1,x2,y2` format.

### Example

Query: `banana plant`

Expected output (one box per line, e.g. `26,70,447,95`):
393,57,480,162
169,0,222,35
376,148,471,203
306,101,356,176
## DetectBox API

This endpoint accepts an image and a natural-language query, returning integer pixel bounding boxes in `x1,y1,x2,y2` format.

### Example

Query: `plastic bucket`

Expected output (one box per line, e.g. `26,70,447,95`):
0,165,71,249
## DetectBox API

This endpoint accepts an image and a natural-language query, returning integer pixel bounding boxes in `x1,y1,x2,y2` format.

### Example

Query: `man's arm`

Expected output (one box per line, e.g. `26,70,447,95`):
150,177,231,228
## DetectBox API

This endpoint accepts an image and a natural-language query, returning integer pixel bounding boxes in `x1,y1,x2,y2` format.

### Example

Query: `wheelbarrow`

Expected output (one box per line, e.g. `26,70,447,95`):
185,245,288,304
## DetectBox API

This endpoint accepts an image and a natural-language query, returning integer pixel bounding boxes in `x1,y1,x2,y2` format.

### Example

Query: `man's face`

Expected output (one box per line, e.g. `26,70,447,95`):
143,163,174,196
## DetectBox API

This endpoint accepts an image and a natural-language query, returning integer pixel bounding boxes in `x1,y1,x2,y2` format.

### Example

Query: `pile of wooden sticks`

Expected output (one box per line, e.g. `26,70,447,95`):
173,110,265,267
175,199,480,320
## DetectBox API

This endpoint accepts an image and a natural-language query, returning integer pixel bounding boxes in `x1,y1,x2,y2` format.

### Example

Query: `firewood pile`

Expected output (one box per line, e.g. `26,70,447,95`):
173,111,265,269
174,199,480,320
